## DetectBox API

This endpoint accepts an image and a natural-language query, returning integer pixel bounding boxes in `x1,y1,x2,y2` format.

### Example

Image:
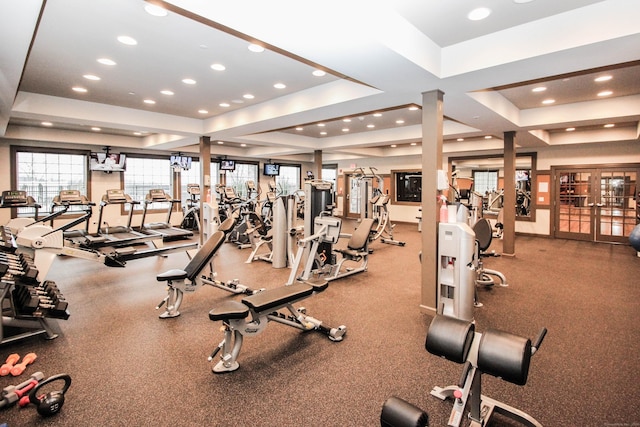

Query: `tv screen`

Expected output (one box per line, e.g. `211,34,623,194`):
263,163,280,176
220,160,235,171
90,152,126,172
171,155,192,171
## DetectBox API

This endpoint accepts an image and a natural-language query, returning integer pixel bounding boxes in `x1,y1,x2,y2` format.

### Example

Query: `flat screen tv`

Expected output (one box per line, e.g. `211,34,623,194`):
263,163,280,176
170,155,192,171
220,159,235,171
90,152,127,172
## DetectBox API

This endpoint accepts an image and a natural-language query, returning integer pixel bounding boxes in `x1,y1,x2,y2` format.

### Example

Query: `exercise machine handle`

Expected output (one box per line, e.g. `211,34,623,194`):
458,360,473,388
531,327,547,355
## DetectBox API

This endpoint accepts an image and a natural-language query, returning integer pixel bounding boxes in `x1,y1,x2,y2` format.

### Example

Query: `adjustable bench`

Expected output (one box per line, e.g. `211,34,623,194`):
207,281,346,373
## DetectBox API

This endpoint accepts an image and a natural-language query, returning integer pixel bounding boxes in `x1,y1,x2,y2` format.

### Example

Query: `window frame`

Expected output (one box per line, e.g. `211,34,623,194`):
391,169,422,205
122,154,173,213
274,163,302,196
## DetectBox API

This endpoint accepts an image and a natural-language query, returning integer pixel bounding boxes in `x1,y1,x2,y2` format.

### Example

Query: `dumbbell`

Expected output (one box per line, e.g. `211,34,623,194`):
0,354,20,376
0,371,45,409
14,286,68,314
11,353,37,376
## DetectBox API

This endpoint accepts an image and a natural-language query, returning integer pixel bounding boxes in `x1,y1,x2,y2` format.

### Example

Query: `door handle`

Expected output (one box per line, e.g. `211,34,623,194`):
587,202,594,207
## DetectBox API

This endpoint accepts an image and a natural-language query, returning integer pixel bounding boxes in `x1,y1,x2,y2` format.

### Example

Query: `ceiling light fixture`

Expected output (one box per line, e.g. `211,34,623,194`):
367,124,375,128
211,63,226,71
91,127,101,131
182,78,196,85
295,127,303,131
604,124,615,128
468,7,491,21
243,94,254,99
408,106,419,111
219,102,230,107
83,74,100,81
317,123,325,127
217,141,224,145
160,90,174,96
117,35,137,46
97,58,116,66
312,70,326,77
241,143,247,147
41,121,53,127
144,4,167,16
198,109,208,114
72,87,87,93
343,118,351,122
542,99,555,105
457,138,464,142
342,128,349,132
597,90,613,97
373,113,382,117
273,83,286,89
531,86,546,92
143,99,156,104
513,0,535,3
248,43,264,53
595,75,612,82
410,142,417,146
320,131,327,136
390,144,397,148
396,120,405,124
566,127,575,131
484,135,492,139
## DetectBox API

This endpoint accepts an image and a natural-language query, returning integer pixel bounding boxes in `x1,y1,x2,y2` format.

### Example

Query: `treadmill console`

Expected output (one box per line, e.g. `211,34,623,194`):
103,189,132,204
1,190,34,207
147,189,170,202
56,190,87,205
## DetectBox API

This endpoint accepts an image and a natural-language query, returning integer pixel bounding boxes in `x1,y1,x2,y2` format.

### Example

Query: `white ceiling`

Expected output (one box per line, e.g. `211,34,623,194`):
1,0,639,163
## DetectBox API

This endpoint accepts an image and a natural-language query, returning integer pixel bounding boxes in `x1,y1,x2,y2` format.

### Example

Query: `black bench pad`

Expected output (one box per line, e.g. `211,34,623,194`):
209,301,250,321
242,283,314,313
157,268,188,282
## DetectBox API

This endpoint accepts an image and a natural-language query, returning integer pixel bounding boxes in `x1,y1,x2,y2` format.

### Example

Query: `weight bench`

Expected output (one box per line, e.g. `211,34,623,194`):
426,314,547,427
155,230,226,318
207,281,346,373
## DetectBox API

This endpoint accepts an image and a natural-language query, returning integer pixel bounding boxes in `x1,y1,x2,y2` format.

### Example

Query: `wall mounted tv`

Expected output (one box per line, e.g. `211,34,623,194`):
90,152,127,172
170,155,192,171
263,163,280,176
220,159,235,171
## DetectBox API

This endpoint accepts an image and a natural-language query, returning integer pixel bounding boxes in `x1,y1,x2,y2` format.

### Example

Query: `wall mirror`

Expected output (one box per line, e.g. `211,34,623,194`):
448,153,536,221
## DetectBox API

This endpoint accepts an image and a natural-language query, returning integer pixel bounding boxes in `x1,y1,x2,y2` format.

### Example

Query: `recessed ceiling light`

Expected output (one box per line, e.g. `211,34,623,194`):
296,127,303,131
219,102,230,107
410,142,417,146
241,143,247,147
597,90,613,97
396,120,405,124
133,132,143,136
484,135,492,139
317,123,325,127
343,118,351,122
182,78,196,85
342,128,349,132
160,90,174,96
457,138,464,141
41,121,53,127
72,87,87,93
513,0,535,3
604,123,615,128
373,113,382,117
231,99,244,104
97,58,116,66
408,106,419,111
117,35,137,46
91,127,101,131
211,63,226,71
531,86,546,92
468,7,491,21
144,4,167,16
143,99,156,104
595,75,612,82
367,124,375,128
312,70,326,77
198,109,208,114
217,141,224,145
566,127,575,131
542,99,555,105
83,74,100,81
273,83,286,89
248,43,264,53
390,144,397,148
320,131,327,136
243,94,254,99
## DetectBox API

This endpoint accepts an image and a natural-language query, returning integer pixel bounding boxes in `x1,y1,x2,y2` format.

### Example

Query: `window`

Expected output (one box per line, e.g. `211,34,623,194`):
394,170,422,203
123,156,171,211
224,162,258,198
322,164,337,188
275,164,301,195
179,160,220,203
472,170,499,195
14,148,88,216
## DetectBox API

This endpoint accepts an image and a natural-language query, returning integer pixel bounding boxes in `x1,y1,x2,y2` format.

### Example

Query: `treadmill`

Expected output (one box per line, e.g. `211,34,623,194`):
51,190,96,242
88,189,161,248
138,189,193,241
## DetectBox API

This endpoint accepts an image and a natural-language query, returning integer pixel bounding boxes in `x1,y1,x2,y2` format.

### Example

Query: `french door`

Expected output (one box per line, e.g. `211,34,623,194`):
553,166,639,243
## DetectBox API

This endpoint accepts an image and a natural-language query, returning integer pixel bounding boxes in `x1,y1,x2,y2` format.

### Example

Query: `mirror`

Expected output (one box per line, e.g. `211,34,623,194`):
448,153,536,221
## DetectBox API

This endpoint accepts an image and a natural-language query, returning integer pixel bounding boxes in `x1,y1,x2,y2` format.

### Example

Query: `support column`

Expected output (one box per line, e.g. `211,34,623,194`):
420,90,444,316
313,150,322,180
503,131,516,256
199,136,211,244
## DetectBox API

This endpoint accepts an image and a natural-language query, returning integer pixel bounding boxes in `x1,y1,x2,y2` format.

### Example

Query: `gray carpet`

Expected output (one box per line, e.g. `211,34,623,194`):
0,221,639,426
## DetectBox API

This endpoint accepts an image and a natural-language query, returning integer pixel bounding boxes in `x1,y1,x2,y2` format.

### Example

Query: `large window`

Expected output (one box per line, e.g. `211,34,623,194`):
14,148,88,216
224,162,258,198
123,156,171,211
179,160,220,203
322,164,337,188
472,170,499,195
275,164,301,195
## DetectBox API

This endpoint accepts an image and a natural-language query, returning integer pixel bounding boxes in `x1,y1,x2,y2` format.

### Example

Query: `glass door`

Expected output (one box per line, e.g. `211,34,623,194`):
554,166,639,243
345,173,361,218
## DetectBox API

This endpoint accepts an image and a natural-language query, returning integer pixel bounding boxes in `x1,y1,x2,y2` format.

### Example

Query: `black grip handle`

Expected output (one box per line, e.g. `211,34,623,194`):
532,327,547,355
458,360,473,388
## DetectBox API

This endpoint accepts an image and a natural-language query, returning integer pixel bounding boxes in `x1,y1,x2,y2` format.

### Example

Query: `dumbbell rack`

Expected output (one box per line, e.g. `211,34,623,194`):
0,227,68,345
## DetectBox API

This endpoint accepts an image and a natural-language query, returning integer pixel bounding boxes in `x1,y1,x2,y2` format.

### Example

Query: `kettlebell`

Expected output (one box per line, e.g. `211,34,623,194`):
28,373,71,417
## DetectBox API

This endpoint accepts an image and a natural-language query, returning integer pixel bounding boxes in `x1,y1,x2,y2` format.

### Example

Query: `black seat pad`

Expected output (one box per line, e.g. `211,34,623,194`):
209,301,250,321
156,231,225,282
242,283,313,313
